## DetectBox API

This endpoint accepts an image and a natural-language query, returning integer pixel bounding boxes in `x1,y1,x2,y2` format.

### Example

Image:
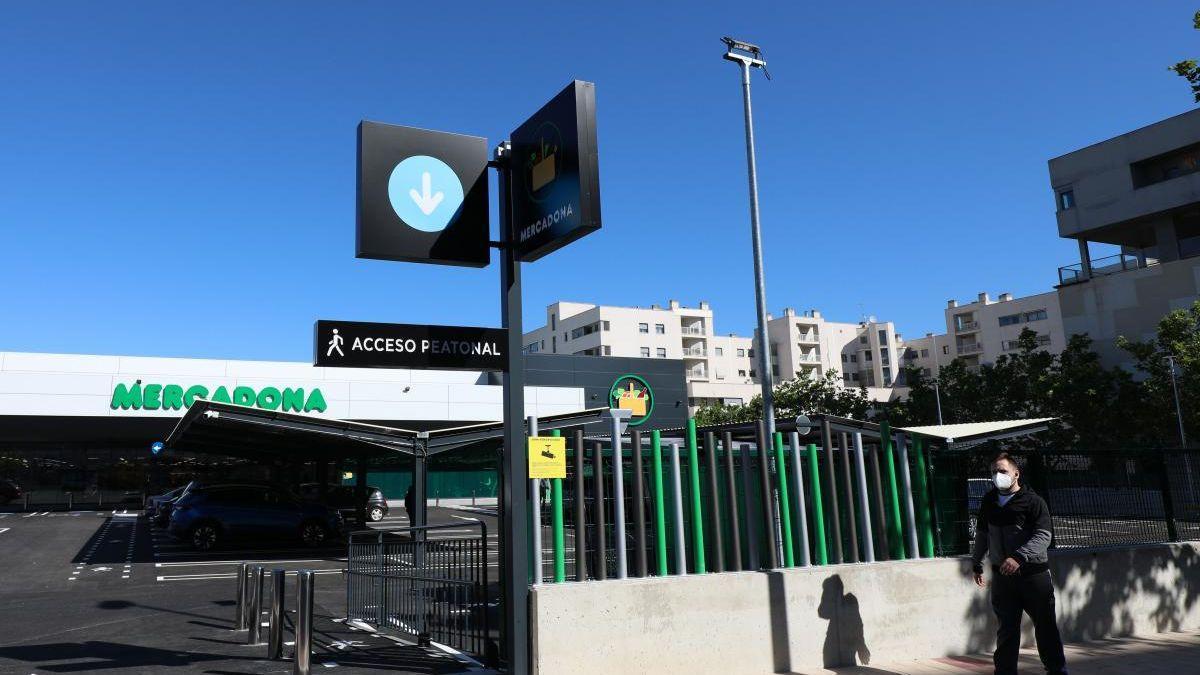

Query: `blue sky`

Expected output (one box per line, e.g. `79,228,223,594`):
2,2,1199,361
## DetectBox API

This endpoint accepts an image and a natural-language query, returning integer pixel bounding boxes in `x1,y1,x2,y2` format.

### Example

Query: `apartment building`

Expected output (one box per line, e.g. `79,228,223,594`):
754,309,902,395
1049,108,1200,369
942,291,1065,367
522,300,759,410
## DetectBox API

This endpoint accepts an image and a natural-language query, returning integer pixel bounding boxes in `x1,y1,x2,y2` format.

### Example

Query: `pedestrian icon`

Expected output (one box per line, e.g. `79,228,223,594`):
327,328,345,357
388,155,465,233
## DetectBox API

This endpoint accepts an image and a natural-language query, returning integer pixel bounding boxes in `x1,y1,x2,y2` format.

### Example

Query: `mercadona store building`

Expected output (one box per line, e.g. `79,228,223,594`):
0,350,685,506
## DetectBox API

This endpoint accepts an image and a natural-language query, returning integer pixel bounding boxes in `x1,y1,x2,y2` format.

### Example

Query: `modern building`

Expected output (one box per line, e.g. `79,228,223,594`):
0,350,686,500
1049,108,1200,369
940,291,1065,368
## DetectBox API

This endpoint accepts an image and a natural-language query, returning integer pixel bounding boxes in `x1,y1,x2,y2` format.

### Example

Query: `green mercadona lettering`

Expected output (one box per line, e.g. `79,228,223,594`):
110,382,327,414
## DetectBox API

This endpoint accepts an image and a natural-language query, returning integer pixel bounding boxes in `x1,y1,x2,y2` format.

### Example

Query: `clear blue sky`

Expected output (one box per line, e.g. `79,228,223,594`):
3,2,1198,361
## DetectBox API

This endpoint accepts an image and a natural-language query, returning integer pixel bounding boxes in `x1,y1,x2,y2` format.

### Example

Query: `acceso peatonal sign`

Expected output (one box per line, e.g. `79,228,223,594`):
315,320,507,371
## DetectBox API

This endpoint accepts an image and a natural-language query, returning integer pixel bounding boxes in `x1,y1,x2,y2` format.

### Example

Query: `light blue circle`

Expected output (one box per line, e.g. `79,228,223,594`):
388,155,465,232
151,441,164,454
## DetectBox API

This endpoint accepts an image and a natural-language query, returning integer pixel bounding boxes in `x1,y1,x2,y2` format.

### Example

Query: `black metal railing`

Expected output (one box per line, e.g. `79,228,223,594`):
928,447,1200,555
346,522,491,662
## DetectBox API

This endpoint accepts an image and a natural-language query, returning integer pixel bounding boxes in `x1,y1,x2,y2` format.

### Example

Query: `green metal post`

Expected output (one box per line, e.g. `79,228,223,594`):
773,432,794,567
686,419,706,574
550,429,566,582
651,430,669,576
881,421,906,560
912,435,935,558
807,443,828,565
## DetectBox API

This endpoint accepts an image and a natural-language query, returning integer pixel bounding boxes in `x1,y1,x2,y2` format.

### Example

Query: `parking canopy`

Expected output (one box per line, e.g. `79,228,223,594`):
165,399,613,462
898,417,1056,448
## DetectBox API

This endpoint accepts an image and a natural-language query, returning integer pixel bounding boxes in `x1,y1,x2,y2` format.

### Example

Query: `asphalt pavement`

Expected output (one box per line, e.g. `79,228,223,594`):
0,507,499,674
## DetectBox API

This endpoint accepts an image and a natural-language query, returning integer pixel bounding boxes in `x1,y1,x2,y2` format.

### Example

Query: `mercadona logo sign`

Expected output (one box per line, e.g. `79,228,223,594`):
109,381,328,414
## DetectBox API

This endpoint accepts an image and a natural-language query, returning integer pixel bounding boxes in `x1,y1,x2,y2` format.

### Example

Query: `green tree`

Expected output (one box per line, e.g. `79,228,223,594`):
1118,299,1200,447
693,369,869,426
1169,11,1200,103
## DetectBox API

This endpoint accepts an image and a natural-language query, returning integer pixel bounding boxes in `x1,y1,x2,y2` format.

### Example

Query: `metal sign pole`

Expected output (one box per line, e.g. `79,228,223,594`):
495,140,530,674
528,416,542,585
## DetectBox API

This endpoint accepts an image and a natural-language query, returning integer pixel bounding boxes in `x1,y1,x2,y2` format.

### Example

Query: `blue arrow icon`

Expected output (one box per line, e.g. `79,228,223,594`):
388,155,465,232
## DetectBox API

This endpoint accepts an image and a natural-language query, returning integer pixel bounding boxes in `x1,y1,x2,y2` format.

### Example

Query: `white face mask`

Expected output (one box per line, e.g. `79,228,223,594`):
993,472,1014,491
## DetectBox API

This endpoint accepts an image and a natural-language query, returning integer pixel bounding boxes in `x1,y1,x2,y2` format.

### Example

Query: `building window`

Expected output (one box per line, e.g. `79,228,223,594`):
713,347,723,357
748,349,755,358
772,365,779,377
859,336,868,344
540,340,545,350
865,351,873,362
1131,143,1200,188
551,314,556,330
878,329,888,344
769,343,778,356
920,348,929,358
655,323,665,334
841,353,848,363
527,342,539,353
738,369,747,377
656,348,667,358
883,371,892,386
999,313,1021,327
1058,189,1075,210
850,354,857,363
737,348,746,358
638,323,649,334
749,369,757,378
881,348,889,364
851,372,859,382
922,367,932,377
942,345,949,355
603,345,611,356
1023,309,1047,322
640,347,650,358
552,336,556,352
602,320,610,331
716,370,725,380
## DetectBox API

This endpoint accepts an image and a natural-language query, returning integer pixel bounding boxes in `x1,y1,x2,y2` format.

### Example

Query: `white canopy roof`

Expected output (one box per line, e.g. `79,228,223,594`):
898,418,1056,445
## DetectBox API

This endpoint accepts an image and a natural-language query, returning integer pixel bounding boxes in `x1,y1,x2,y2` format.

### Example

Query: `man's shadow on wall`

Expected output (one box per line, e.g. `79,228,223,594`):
818,575,871,669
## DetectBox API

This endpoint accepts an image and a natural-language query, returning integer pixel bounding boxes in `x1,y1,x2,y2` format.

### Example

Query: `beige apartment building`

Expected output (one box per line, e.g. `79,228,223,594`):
523,301,905,412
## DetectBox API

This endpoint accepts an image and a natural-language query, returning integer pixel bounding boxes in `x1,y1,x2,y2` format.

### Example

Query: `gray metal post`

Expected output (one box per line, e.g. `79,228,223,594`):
788,432,810,567
247,566,264,645
722,432,743,571
573,429,588,581
240,563,254,631
852,433,875,563
294,569,313,675
821,420,843,563
631,429,647,578
896,434,921,558
234,562,249,630
609,412,627,579
739,442,759,570
756,421,779,569
668,441,688,575
268,568,285,659
867,442,890,560
592,440,607,581
496,140,529,674
705,431,725,572
527,415,542,584
839,432,859,563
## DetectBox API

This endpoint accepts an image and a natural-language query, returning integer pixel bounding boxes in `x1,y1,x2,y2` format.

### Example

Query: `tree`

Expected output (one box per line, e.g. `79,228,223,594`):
1169,11,1200,103
693,369,870,426
1118,299,1200,447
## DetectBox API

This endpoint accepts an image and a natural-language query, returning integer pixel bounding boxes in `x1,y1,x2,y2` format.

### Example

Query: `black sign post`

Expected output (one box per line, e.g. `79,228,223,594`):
510,81,601,262
314,320,506,371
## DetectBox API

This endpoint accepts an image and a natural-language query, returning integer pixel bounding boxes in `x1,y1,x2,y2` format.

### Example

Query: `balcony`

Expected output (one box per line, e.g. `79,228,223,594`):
682,347,707,358
682,326,706,336
796,353,821,364
1058,253,1159,286
955,321,979,333
797,332,819,343
686,367,708,380
957,343,983,355
1002,335,1051,351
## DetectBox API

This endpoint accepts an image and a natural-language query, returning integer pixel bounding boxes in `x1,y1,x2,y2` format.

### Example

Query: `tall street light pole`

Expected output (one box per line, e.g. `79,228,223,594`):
1167,354,1187,448
722,37,775,441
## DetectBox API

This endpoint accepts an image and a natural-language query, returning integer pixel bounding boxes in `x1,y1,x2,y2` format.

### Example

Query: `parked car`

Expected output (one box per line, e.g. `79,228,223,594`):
299,483,389,523
145,485,187,526
168,483,343,551
0,479,21,505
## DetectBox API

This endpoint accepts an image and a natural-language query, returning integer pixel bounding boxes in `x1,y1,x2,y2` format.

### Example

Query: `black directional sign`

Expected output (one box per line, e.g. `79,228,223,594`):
315,320,507,371
510,81,601,262
357,121,490,267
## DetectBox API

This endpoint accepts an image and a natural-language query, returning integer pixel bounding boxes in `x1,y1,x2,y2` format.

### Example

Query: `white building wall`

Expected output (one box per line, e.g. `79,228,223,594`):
943,290,1065,366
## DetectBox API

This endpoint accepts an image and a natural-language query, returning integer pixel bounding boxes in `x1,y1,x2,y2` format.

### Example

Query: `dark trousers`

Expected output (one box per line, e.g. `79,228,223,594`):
990,569,1067,675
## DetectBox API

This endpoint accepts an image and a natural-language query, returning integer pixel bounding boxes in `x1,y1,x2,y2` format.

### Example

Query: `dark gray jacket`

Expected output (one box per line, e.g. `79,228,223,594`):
970,486,1053,575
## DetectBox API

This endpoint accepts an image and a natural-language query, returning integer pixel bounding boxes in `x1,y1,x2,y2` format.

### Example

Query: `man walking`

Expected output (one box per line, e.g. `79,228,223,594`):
971,453,1067,675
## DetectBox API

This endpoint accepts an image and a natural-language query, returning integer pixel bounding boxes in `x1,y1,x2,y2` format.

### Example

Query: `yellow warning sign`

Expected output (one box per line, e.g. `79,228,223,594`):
528,436,566,479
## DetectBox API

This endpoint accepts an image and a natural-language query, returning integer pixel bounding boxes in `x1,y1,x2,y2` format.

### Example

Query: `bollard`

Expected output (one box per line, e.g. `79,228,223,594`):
234,563,249,630
294,569,314,675
247,566,265,645
268,568,285,659
239,564,255,630
24,491,30,511
67,492,73,511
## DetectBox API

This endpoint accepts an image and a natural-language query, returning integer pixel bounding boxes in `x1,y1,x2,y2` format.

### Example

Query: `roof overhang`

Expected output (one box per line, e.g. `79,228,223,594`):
898,418,1055,449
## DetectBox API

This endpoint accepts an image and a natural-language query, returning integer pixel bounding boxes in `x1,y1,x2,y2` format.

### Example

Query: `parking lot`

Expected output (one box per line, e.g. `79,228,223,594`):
0,505,500,674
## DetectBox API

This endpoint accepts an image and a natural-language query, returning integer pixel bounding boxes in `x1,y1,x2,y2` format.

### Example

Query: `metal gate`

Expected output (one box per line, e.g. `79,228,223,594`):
347,522,492,661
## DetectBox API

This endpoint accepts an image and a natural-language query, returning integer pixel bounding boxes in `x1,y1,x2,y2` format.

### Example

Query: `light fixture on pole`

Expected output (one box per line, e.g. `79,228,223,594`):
722,35,783,565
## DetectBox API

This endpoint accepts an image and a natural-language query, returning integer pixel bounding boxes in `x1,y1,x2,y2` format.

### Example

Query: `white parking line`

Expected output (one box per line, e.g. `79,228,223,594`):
157,569,345,582
0,528,9,535
155,558,343,567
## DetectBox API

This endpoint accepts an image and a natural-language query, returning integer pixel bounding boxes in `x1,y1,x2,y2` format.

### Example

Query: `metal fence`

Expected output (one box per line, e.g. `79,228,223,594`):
346,522,492,661
928,447,1200,555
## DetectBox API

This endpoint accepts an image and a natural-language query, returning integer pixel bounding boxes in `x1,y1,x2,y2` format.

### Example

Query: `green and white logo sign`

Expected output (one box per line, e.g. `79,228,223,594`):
609,374,653,427
110,381,328,414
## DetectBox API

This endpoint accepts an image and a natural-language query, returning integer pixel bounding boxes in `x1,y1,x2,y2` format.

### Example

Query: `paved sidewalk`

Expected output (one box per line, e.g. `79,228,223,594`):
796,631,1200,674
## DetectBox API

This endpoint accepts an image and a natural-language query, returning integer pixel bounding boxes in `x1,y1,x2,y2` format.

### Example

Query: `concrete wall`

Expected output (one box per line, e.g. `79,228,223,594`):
531,542,1200,674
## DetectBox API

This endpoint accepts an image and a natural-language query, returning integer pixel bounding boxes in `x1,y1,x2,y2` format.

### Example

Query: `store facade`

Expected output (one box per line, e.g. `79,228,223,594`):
0,351,686,504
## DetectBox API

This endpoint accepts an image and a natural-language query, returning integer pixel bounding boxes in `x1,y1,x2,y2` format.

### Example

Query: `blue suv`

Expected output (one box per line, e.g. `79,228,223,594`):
168,483,343,551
